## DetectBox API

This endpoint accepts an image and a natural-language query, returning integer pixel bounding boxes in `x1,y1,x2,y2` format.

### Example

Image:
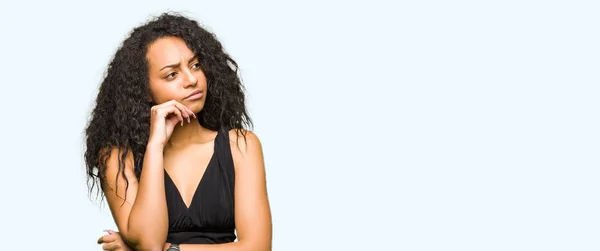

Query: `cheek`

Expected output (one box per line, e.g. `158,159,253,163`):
194,69,208,84
197,74,209,90
149,82,176,104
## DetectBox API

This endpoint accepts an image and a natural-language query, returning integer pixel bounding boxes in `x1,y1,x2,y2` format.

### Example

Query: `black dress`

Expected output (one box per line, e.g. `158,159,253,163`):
163,128,236,244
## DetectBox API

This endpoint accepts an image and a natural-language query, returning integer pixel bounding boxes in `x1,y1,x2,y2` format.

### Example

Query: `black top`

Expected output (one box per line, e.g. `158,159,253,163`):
164,128,236,244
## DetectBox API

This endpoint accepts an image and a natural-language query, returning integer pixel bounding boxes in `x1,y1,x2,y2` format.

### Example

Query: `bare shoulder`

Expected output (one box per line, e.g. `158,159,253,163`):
103,147,136,175
228,128,263,155
101,146,138,194
228,129,264,171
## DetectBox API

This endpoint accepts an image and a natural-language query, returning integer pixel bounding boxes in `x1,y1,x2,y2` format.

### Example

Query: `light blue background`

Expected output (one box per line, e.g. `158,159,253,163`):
0,0,598,250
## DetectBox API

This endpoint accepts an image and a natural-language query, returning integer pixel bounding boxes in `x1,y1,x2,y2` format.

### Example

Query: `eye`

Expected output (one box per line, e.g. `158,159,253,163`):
166,72,177,80
191,62,201,70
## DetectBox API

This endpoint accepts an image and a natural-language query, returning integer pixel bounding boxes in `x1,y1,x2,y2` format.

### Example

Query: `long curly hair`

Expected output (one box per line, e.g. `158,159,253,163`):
84,12,252,202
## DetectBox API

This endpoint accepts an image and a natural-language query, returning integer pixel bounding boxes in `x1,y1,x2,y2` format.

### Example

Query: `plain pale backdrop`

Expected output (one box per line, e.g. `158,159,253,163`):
0,0,598,250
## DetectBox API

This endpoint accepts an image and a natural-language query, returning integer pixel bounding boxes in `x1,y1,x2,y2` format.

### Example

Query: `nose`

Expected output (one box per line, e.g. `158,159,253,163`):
183,68,198,88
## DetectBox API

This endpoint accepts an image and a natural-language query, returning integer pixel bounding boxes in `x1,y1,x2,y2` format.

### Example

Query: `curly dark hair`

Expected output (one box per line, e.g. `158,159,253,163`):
84,12,252,202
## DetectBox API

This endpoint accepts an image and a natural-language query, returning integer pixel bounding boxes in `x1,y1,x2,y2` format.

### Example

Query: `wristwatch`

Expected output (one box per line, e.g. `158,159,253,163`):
166,243,180,251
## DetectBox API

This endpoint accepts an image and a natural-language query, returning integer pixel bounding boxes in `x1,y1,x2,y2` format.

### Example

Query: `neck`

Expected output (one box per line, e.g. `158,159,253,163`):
166,117,215,148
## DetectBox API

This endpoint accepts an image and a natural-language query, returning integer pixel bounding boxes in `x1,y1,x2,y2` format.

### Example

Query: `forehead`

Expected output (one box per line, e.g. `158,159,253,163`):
146,36,194,68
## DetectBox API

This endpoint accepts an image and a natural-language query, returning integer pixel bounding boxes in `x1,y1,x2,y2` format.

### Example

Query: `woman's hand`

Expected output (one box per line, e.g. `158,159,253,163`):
97,230,133,251
148,100,196,148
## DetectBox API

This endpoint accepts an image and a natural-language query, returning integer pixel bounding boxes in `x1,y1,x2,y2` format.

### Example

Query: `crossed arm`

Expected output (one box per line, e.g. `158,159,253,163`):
102,130,272,251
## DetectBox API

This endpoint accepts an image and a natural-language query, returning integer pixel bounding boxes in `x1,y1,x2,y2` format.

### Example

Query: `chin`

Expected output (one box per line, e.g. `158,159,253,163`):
189,100,205,114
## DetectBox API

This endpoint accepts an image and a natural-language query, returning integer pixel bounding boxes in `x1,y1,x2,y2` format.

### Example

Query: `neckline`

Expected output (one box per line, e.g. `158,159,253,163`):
164,129,220,210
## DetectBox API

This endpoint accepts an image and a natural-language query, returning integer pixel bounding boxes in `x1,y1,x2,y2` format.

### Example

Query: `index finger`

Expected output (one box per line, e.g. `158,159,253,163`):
171,101,191,116
97,234,116,244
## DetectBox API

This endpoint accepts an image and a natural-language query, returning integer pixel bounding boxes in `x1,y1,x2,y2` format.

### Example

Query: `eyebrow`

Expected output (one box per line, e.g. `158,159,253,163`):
159,56,198,71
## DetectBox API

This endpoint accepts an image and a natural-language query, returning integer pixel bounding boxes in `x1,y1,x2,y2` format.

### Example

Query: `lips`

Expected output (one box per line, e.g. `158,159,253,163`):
184,90,204,100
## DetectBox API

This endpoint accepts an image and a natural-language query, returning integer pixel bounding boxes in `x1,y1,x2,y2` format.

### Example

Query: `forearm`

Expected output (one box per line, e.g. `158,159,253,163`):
126,144,169,251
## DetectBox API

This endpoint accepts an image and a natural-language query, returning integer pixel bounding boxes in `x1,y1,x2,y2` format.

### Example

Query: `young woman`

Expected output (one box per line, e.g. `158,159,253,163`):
84,12,272,251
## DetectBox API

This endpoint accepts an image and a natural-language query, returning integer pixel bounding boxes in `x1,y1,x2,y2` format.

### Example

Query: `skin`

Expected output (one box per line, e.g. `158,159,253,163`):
98,36,272,251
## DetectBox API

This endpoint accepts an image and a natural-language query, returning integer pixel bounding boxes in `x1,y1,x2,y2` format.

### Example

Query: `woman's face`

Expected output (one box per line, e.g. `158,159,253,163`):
146,36,208,113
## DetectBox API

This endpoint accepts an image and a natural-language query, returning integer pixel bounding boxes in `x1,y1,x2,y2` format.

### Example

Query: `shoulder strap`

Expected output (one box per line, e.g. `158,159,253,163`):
215,127,235,195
